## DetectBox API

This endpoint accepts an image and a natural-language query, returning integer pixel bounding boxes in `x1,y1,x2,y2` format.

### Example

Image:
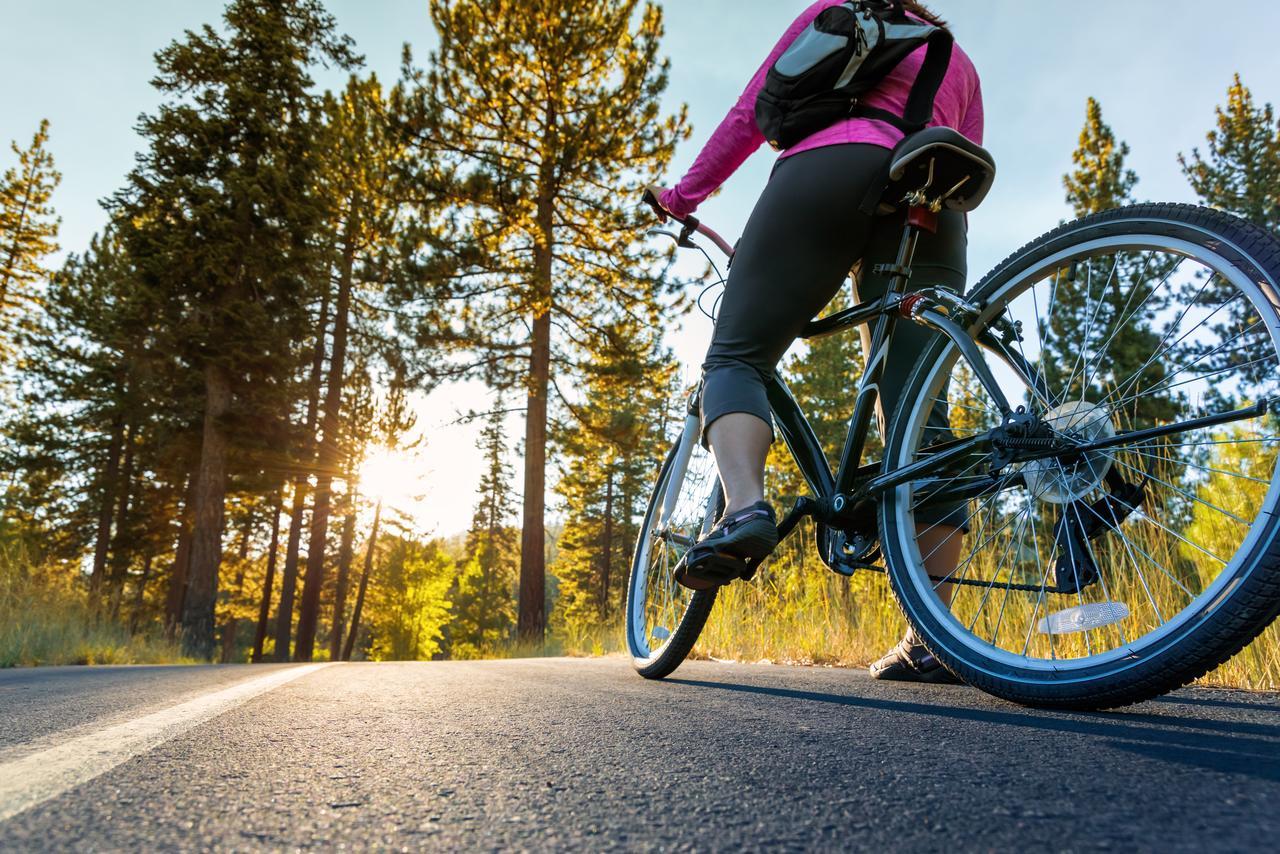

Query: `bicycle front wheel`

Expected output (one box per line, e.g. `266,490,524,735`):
881,204,1280,709
625,416,723,679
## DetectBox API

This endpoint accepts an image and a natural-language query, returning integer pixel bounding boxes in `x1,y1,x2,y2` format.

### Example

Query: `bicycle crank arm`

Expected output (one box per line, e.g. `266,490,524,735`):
776,496,819,544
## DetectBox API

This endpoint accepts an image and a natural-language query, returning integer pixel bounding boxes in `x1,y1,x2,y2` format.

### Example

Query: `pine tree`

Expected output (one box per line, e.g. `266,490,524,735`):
294,74,409,661
448,404,519,657
0,119,60,358
1181,75,1280,234
271,290,329,660
1045,98,1175,426
553,316,673,632
1179,75,1280,396
110,0,358,659
366,536,456,660
326,356,376,660
1063,98,1137,217
402,0,689,641
341,361,419,659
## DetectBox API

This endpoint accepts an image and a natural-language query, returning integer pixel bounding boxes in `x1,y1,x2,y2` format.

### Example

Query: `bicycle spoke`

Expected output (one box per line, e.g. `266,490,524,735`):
1105,281,1235,408
883,227,1280,677
1111,455,1250,527
1062,255,1120,400
1105,354,1275,416
1130,448,1270,486
987,504,1035,649
1065,496,1130,646
1078,251,1173,395
968,507,1030,632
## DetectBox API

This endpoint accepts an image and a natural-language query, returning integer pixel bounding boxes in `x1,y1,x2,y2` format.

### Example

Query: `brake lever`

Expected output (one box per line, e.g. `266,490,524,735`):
643,187,701,246
677,215,701,249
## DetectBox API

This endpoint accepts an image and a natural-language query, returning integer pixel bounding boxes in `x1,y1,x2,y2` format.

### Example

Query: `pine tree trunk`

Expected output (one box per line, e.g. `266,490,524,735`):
164,472,198,637
181,362,231,660
295,230,355,661
328,497,357,661
273,289,330,660
128,553,153,634
518,192,554,642
252,495,283,662
218,520,253,664
220,618,239,662
0,162,36,309
90,414,125,606
107,421,137,620
601,466,614,621
343,500,381,662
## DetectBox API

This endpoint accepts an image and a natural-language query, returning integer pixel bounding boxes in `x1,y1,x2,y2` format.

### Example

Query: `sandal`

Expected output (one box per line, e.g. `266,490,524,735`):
673,501,778,591
869,634,963,685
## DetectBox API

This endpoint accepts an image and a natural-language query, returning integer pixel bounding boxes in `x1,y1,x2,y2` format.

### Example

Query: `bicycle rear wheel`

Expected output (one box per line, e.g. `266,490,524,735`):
625,417,723,679
881,204,1280,708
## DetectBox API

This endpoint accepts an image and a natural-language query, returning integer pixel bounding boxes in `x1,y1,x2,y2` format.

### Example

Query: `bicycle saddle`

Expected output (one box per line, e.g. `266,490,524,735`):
882,127,996,214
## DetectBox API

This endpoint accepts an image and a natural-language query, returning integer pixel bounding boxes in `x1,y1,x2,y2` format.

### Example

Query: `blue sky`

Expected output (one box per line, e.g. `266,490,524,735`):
2,1,1278,535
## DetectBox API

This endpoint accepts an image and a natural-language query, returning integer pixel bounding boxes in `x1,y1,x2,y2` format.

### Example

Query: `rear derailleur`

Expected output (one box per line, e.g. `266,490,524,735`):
1051,470,1148,594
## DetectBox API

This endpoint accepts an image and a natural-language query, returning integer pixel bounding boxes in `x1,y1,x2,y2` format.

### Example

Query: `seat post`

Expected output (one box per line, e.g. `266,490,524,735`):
874,205,936,297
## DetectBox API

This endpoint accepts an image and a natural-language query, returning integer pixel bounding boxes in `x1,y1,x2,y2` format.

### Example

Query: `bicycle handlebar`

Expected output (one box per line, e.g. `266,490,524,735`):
642,188,736,260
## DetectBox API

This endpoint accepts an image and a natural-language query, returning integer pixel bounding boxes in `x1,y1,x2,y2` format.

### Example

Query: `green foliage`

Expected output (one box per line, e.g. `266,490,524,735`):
4,2,1280,696
448,406,519,657
367,537,456,661
1044,98,1176,427
0,541,186,667
107,0,359,658
552,317,673,635
1184,426,1276,588
403,0,690,639
1181,74,1280,234
1179,75,1280,396
1064,98,1137,218
0,119,60,359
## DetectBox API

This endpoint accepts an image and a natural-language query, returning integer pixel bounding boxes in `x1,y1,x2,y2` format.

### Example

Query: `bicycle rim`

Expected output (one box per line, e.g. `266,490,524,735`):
884,207,1280,686
626,424,721,672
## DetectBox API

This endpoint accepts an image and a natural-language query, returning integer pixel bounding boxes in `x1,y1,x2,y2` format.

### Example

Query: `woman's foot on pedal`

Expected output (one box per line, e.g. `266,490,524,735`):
674,501,779,591
869,632,963,685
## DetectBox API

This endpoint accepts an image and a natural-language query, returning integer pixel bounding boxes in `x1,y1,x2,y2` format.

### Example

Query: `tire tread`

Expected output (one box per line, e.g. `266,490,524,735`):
885,203,1280,709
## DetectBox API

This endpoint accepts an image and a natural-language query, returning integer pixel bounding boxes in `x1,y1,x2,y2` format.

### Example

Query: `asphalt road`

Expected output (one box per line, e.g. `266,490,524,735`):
1,658,1277,852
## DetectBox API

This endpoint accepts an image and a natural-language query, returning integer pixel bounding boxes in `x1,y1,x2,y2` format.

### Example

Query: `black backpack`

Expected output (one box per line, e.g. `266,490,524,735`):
754,0,955,151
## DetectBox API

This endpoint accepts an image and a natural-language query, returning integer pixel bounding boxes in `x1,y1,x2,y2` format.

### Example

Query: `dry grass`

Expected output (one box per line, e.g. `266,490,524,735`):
0,551,186,668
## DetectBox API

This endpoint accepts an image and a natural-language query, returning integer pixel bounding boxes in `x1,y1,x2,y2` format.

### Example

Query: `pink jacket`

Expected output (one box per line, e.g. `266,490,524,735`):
661,1,984,218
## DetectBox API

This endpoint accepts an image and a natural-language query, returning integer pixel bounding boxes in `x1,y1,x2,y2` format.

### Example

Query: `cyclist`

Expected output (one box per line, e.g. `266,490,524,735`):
647,1,983,683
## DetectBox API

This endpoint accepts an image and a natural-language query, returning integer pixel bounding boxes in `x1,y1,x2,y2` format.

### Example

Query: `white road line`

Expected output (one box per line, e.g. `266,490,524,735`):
0,663,331,823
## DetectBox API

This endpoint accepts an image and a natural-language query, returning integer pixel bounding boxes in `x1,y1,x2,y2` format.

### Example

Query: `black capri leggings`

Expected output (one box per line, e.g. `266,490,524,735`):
700,142,969,530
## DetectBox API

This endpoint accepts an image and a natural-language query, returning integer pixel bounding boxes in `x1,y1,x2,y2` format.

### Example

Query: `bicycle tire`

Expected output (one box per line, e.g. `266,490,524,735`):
626,438,719,680
880,203,1280,709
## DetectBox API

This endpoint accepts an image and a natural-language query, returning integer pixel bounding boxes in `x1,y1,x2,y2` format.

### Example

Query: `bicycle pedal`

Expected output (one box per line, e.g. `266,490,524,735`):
673,546,751,590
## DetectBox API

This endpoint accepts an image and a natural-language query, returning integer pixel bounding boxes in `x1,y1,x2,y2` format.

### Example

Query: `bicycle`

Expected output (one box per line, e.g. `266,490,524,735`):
625,127,1280,709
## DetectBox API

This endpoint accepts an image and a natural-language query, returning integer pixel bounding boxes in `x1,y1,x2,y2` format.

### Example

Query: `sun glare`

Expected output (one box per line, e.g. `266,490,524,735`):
358,445,430,525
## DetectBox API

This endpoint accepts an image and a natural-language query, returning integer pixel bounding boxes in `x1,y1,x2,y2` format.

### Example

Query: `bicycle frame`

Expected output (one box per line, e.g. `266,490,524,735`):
656,205,1018,572
654,203,1271,576
767,208,1009,558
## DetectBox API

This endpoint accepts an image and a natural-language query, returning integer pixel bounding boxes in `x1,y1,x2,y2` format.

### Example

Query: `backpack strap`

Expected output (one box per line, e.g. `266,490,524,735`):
855,26,955,215
852,27,955,133
901,27,954,131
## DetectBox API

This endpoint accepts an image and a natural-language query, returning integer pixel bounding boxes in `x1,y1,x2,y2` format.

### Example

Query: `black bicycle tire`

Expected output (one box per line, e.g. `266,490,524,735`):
626,440,718,680
880,203,1280,709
